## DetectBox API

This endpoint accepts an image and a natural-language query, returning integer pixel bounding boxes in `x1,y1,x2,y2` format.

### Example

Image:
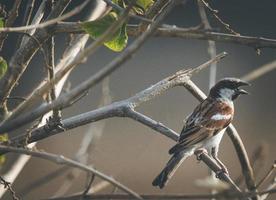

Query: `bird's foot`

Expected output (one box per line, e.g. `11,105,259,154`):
215,167,229,178
45,116,65,132
194,148,208,161
211,147,229,176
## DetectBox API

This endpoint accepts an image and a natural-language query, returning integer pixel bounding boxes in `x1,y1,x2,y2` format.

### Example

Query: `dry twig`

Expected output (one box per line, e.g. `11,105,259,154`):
197,0,217,88
55,24,276,49
0,145,142,200
9,52,227,146
0,176,19,200
0,0,181,135
0,0,89,33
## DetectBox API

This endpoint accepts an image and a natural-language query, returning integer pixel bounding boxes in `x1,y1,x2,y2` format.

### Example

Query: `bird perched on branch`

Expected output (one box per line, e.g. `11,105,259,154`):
152,78,249,189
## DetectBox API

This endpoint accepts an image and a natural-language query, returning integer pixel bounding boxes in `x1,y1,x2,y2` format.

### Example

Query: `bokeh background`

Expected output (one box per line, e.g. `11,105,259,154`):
0,0,275,199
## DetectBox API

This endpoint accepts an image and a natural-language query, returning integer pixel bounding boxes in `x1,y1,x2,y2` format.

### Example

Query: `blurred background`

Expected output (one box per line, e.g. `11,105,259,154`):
0,0,275,199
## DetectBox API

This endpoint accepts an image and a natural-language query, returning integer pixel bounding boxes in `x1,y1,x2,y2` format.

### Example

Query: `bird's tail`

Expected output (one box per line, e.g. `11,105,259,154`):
152,153,188,189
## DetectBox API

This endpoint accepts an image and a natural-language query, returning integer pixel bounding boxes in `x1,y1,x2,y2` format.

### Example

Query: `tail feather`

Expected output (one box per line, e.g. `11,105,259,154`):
152,153,187,188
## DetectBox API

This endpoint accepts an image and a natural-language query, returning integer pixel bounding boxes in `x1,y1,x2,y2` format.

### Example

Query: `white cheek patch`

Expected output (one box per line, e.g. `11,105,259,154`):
211,114,232,120
219,88,234,99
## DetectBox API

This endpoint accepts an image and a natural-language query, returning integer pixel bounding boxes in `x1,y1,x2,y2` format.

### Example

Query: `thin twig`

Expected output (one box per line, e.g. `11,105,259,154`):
43,190,276,200
0,145,142,200
52,77,111,197
82,173,96,196
200,0,239,35
0,0,89,32
45,0,62,124
257,161,276,188
235,143,268,187
103,0,153,23
55,24,276,49
226,124,257,196
20,0,46,47
0,176,19,200
129,26,276,49
0,2,91,197
138,0,169,31
197,0,217,88
260,177,276,200
0,0,181,134
15,0,35,48
241,60,276,82
0,0,73,117
8,52,227,146
0,0,22,50
19,166,70,197
0,1,133,128
194,150,242,193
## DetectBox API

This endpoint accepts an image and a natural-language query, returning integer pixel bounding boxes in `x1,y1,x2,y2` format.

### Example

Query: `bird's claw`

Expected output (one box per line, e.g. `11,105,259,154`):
44,116,65,132
194,148,208,161
215,168,229,178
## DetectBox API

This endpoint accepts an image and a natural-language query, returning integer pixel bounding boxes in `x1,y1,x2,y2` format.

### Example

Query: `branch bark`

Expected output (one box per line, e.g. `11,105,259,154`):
0,145,142,200
3,52,256,199
0,0,181,134
43,190,276,200
9,52,227,146
54,24,276,49
0,0,73,117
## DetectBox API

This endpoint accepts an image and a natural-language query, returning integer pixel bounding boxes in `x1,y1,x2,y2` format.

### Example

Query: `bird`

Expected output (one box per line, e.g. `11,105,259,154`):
152,78,249,189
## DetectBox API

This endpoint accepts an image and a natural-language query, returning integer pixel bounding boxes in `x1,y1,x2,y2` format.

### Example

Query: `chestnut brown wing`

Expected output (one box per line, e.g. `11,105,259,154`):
169,99,233,155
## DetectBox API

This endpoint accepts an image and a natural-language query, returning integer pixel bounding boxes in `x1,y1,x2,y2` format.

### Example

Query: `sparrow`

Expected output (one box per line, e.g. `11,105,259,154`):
152,78,249,189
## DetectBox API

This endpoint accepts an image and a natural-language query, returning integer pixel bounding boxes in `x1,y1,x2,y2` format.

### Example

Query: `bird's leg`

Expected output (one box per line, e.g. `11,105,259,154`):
211,147,229,177
194,148,208,161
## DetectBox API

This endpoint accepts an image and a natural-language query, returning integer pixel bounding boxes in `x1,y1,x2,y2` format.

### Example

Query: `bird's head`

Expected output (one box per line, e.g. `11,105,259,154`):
209,78,250,100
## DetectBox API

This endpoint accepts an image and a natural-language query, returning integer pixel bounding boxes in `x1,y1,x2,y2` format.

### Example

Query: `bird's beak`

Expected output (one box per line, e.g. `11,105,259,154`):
237,80,250,95
237,88,249,95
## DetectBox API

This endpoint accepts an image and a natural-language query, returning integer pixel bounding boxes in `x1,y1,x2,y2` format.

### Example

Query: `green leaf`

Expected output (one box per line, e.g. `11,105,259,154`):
0,134,8,166
81,12,128,52
0,57,7,79
0,134,8,142
136,0,154,11
0,18,4,28
105,22,128,52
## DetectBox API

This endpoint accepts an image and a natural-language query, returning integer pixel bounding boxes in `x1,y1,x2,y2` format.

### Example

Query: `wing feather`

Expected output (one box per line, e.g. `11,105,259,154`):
169,98,233,155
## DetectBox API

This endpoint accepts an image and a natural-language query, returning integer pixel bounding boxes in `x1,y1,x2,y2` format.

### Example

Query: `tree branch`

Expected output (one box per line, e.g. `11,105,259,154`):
195,150,241,193
8,52,227,146
0,0,73,117
43,190,276,200
0,0,181,134
241,60,276,82
54,24,276,49
0,0,89,33
197,0,217,88
3,51,256,198
0,145,142,200
0,0,22,50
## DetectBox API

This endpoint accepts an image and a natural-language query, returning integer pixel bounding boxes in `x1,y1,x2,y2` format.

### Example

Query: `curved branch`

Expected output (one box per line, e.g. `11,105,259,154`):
8,52,226,146
0,0,182,134
4,52,255,198
195,150,241,193
0,0,89,33
54,23,276,49
0,145,142,200
0,0,72,116
41,190,276,200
